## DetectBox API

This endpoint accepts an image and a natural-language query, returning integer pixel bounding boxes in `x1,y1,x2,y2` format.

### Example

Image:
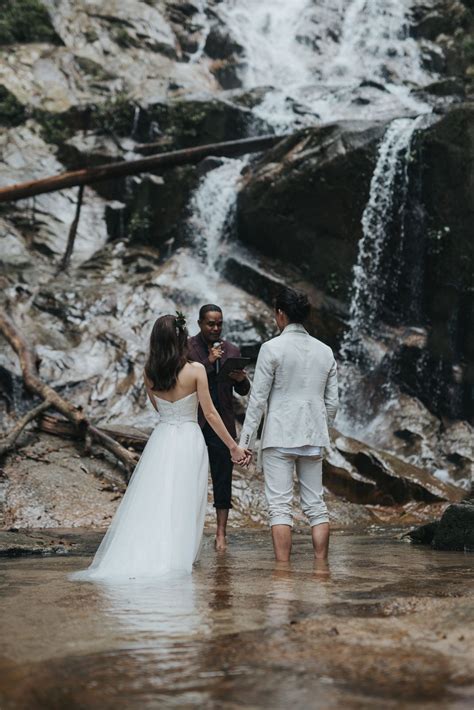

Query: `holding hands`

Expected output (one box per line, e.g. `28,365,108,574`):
230,443,253,467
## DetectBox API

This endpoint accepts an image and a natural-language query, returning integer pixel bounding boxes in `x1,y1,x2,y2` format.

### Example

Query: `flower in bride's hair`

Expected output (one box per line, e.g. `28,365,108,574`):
175,310,187,333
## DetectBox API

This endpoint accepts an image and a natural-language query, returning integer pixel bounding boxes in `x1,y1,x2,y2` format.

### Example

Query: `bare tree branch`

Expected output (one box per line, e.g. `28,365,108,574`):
0,311,138,472
57,184,85,273
0,400,51,457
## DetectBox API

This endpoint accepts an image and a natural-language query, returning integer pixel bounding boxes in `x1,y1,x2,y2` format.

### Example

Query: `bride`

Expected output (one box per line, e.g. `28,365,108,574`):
73,313,251,581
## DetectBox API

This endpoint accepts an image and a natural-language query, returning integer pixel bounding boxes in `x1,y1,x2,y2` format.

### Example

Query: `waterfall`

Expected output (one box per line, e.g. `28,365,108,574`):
214,0,436,128
338,116,425,427
187,158,246,278
188,0,212,63
344,117,424,341
328,0,435,115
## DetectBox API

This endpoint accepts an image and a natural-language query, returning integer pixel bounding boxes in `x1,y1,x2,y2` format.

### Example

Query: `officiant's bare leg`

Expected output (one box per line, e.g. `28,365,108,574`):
311,522,330,560
215,509,228,551
271,524,292,562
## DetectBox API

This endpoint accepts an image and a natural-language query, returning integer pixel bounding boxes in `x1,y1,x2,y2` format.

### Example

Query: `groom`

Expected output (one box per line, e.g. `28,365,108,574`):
188,304,250,550
240,286,338,562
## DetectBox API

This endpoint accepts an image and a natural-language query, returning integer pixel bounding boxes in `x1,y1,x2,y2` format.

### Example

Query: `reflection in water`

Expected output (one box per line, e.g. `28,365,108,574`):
267,564,296,626
313,558,331,582
208,557,234,613
1,533,473,708
95,573,206,647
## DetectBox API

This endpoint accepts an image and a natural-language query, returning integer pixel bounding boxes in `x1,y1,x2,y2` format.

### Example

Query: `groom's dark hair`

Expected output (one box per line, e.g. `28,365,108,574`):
275,287,310,323
199,304,222,320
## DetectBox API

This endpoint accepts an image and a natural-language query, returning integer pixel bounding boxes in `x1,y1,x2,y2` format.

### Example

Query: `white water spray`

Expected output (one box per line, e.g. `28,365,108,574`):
214,0,437,127
187,158,246,277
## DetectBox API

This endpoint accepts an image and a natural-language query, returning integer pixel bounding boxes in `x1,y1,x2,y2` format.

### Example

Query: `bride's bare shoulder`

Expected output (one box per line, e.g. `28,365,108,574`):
187,361,205,373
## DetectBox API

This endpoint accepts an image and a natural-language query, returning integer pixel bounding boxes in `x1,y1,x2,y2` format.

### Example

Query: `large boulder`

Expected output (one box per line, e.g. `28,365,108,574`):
237,120,387,301
328,432,465,506
408,500,474,551
387,105,474,420
236,108,474,421
223,252,347,349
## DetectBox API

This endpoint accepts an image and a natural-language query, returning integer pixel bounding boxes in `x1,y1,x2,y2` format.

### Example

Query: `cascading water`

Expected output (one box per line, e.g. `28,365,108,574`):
338,115,427,430
187,158,247,279
213,0,437,128
329,0,436,114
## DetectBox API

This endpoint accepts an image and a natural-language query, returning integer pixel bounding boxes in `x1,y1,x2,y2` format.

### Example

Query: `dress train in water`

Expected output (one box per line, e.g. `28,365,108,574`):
72,392,208,580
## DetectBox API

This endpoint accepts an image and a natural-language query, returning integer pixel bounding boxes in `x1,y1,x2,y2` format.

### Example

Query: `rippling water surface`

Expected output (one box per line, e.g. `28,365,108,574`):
1,530,473,708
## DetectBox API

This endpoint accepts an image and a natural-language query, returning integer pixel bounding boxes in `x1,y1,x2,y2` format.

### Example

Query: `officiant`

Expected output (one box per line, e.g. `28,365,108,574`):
188,304,250,550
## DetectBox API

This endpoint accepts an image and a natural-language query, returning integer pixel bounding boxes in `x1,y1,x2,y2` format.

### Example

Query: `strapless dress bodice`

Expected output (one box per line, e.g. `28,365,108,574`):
155,391,199,425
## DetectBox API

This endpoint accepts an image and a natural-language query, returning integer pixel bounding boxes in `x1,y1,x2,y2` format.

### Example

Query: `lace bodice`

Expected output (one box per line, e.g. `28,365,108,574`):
154,391,199,425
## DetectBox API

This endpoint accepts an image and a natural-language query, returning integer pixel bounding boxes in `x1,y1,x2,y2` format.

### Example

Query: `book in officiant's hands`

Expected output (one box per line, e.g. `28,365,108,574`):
216,357,250,382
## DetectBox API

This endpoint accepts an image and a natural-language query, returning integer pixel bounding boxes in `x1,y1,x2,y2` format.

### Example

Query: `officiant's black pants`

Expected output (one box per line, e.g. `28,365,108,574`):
203,423,233,509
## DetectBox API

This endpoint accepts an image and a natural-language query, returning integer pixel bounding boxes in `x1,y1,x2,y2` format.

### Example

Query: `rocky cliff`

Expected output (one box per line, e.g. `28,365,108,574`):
0,0,472,528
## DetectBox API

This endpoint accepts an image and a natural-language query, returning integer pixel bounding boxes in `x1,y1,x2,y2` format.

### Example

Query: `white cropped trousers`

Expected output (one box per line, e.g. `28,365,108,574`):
262,448,329,528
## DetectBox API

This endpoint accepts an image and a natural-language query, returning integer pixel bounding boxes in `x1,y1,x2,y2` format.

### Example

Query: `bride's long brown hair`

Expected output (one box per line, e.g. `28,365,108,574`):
144,315,188,391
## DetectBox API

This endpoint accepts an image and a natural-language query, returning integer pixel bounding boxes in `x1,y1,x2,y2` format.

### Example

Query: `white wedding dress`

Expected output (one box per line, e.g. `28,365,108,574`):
72,392,208,581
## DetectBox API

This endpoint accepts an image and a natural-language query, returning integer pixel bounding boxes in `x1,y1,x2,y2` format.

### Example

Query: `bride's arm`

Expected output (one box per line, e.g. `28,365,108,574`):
195,364,250,463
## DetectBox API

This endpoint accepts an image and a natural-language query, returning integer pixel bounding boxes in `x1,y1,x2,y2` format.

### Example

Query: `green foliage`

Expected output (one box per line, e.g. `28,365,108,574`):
0,85,26,126
92,94,136,136
0,0,62,45
34,110,73,144
83,29,99,43
148,100,231,147
74,56,115,82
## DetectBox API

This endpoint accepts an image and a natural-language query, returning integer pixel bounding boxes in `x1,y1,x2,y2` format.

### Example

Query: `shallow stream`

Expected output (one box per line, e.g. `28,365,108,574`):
1,529,473,708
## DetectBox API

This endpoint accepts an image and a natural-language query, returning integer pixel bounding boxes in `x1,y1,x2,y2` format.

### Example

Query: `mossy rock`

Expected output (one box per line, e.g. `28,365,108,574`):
0,85,26,127
123,166,199,247
33,105,93,144
92,95,137,137
74,56,116,82
0,0,63,45
146,97,268,150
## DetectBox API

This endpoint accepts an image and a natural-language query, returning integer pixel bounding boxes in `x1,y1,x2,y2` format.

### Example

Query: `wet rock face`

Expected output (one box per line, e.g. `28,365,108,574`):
386,105,474,420
325,431,465,507
237,110,473,421
410,1,474,85
237,121,387,300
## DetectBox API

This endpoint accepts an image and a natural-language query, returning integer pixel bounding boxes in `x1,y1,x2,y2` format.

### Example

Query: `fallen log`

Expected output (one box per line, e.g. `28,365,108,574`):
0,134,285,203
39,414,149,451
0,400,51,457
0,311,138,472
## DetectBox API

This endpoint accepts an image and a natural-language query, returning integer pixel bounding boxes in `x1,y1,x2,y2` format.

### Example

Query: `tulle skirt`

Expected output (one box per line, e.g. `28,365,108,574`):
72,421,208,581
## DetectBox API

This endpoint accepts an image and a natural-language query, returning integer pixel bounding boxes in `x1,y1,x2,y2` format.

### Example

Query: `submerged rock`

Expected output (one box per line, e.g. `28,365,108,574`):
433,501,474,550
408,500,474,551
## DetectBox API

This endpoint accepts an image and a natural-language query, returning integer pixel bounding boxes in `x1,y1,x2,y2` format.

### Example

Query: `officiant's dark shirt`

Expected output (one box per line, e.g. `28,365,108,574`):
187,333,250,439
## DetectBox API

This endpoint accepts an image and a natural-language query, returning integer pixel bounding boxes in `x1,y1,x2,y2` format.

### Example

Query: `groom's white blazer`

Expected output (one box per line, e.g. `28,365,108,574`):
240,323,338,451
